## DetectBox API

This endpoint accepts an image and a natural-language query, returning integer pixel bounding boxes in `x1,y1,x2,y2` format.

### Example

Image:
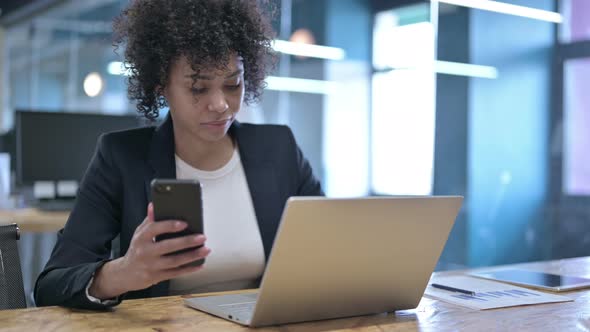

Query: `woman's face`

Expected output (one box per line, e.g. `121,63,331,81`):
164,54,245,143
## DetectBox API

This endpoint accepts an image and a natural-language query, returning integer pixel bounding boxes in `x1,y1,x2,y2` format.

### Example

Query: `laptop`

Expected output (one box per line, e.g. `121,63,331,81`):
184,196,463,327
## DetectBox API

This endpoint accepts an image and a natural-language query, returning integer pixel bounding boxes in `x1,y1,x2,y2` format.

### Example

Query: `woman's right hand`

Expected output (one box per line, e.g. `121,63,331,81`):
88,203,210,300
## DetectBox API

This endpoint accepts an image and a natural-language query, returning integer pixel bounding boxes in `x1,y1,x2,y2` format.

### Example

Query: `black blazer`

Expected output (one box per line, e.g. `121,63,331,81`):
34,115,323,309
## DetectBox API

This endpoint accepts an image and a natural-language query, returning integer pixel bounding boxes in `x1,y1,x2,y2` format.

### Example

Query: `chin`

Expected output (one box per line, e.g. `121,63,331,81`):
200,131,229,143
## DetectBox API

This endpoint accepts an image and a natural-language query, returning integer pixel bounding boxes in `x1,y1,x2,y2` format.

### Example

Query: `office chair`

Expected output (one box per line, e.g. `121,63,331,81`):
0,224,26,309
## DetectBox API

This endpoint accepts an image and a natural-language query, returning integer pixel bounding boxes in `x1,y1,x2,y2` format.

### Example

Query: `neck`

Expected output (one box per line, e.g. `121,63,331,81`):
173,129,234,171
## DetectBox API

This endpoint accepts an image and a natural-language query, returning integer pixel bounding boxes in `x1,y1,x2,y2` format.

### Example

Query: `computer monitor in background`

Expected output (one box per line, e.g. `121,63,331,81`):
15,110,143,187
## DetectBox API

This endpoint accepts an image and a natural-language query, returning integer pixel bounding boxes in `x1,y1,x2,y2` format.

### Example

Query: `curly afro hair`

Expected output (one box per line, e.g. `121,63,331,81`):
113,0,276,120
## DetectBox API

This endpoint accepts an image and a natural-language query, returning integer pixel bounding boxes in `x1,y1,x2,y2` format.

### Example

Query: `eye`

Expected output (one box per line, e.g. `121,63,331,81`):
225,81,242,91
190,87,208,94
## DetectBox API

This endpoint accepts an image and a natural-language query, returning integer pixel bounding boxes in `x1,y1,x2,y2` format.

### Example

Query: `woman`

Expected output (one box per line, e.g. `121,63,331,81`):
35,0,322,309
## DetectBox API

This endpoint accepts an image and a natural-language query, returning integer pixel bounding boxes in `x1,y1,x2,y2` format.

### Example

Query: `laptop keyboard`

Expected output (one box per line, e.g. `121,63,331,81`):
219,301,256,316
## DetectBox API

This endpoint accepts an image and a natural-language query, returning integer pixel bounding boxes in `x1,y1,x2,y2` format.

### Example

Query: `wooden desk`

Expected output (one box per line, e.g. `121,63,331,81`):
0,208,68,233
2,257,590,331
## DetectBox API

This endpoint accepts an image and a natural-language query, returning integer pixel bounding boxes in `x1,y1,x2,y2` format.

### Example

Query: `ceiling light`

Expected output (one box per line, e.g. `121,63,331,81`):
435,0,562,23
272,40,346,61
83,72,104,97
107,61,131,76
434,61,498,79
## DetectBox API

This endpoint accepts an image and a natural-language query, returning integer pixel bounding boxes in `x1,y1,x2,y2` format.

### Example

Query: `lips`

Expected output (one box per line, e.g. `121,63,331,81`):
202,118,232,126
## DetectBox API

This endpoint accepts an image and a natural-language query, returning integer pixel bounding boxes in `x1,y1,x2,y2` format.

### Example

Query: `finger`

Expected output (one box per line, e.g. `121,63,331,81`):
142,220,187,241
157,246,211,270
135,203,155,234
159,263,205,281
153,234,207,256
146,202,154,223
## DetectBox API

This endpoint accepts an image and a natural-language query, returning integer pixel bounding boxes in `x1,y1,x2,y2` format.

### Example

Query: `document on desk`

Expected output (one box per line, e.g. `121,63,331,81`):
424,275,573,310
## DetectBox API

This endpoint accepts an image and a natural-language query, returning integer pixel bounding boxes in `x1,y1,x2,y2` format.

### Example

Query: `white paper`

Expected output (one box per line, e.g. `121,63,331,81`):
424,275,573,310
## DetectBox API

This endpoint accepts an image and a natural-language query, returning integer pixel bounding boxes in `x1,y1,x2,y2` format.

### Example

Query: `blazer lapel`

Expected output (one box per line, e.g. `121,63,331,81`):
143,115,177,298
145,115,177,201
231,122,281,260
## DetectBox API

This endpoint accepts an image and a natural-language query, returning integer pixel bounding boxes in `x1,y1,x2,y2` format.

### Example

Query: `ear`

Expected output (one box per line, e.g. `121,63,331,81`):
156,85,167,100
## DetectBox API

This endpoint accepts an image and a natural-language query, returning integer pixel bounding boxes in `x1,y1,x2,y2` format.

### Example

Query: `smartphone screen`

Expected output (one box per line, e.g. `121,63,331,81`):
151,179,204,265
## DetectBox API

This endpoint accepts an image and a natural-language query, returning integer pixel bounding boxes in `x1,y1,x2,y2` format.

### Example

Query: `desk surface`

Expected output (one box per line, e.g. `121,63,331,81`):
2,257,590,331
0,208,68,233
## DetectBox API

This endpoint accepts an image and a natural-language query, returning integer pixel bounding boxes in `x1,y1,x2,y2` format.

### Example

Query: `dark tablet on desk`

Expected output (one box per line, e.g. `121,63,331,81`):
470,269,590,292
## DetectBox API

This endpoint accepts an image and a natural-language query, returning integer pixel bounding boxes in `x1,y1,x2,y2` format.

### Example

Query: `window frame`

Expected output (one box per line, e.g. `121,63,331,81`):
551,39,590,203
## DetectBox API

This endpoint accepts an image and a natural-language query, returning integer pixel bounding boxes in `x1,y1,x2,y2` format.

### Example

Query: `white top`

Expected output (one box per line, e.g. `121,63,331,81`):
169,147,265,295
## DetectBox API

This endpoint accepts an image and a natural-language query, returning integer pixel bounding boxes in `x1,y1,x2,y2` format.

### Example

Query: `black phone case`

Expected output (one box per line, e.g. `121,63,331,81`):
151,179,204,265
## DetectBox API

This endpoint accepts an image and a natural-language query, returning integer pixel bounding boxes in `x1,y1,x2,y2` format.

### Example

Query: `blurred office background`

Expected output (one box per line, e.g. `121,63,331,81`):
0,0,589,304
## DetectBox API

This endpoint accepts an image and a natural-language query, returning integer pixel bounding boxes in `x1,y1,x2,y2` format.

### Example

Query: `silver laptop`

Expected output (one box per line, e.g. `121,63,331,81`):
184,196,463,327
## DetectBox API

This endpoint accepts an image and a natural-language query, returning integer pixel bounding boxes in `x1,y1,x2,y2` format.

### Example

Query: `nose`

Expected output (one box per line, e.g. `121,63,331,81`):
208,91,229,113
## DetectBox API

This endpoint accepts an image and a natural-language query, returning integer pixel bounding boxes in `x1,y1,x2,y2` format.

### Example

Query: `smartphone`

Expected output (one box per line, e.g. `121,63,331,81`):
151,179,205,266
471,269,590,292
